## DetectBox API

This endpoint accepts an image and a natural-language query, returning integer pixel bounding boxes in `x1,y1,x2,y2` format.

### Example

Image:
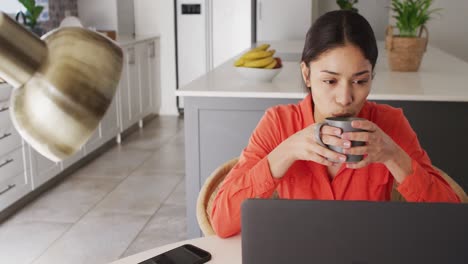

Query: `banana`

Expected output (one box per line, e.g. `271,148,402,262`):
244,56,275,68
264,59,277,69
234,57,245,67
243,49,275,60
252,43,270,51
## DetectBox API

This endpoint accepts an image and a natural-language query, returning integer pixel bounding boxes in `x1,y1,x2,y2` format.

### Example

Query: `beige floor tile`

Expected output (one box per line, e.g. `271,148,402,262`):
92,173,183,216
138,143,185,174
10,177,121,224
32,212,149,264
121,203,187,257
165,179,186,206
0,221,71,264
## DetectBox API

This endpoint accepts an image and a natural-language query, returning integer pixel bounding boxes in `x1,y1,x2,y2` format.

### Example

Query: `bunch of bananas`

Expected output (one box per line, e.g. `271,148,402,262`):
234,44,282,69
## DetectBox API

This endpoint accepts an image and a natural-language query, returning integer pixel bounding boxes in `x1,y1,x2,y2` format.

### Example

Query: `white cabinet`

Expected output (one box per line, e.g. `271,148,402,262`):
256,0,312,41
30,148,61,189
77,0,135,35
0,85,31,212
118,38,160,132
144,40,161,114
119,45,139,131
137,40,161,117
101,92,119,142
0,147,31,212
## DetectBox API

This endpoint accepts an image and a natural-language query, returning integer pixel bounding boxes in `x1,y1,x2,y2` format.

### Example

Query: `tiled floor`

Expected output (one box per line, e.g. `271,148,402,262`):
0,116,187,264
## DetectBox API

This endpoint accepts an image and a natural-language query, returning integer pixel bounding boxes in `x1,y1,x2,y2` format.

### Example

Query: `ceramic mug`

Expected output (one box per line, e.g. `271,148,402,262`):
314,117,367,163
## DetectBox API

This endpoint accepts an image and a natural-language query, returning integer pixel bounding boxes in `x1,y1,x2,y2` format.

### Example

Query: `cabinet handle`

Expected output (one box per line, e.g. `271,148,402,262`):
149,42,155,58
0,184,16,196
128,47,135,65
0,133,12,140
0,106,9,112
258,1,262,21
0,158,13,168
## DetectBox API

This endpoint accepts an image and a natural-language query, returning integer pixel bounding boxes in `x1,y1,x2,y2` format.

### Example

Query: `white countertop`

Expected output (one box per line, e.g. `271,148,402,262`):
117,34,160,47
176,41,468,102
110,235,241,264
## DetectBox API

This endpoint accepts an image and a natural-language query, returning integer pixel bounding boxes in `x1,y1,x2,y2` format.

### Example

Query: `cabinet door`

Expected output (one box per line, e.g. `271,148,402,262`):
148,39,161,113
31,147,61,189
137,42,151,117
0,146,31,212
119,47,132,131
256,0,311,41
128,46,140,124
84,127,102,155
101,92,119,142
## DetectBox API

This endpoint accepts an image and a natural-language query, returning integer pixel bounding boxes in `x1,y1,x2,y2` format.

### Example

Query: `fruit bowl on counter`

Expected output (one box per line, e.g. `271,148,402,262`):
234,44,282,82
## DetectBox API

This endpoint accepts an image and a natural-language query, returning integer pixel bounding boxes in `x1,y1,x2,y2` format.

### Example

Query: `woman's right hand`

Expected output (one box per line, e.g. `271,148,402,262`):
267,124,350,179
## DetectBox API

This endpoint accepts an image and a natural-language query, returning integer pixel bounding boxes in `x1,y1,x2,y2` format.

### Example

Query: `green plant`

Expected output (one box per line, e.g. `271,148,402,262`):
391,0,442,37
17,0,44,29
337,0,358,13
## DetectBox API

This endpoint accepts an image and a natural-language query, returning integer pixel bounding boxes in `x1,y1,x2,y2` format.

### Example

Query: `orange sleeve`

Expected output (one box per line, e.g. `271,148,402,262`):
393,110,460,203
210,108,283,238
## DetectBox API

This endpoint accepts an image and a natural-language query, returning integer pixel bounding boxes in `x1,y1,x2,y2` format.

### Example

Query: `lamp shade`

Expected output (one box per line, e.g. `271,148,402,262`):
0,12,123,162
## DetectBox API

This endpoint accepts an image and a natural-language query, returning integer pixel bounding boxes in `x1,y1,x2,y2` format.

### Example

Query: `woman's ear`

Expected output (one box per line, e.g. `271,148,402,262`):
300,61,311,88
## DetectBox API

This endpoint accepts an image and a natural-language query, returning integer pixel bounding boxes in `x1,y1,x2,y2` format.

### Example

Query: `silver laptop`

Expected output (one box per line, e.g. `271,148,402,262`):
241,199,468,264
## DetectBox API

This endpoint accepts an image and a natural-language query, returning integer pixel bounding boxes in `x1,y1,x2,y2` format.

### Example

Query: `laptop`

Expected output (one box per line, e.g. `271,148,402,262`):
241,199,468,264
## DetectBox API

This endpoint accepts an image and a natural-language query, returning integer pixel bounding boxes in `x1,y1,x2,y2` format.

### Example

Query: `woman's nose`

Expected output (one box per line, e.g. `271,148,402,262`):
335,83,353,106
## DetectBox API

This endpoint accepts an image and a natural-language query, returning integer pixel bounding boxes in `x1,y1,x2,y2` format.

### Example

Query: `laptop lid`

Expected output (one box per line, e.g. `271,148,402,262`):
241,199,468,264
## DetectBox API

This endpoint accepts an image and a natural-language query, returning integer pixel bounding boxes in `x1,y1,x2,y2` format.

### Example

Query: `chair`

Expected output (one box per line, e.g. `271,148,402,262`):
197,158,468,236
196,158,239,236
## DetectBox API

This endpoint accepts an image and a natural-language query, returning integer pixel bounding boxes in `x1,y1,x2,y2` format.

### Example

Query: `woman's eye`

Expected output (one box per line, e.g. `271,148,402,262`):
323,80,336,84
353,79,369,85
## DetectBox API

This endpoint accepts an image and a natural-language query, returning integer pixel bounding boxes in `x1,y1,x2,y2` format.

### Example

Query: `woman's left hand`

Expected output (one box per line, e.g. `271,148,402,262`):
341,119,399,169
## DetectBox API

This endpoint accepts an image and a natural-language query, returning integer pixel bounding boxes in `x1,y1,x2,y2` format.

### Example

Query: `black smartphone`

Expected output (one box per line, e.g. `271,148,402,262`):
138,244,211,264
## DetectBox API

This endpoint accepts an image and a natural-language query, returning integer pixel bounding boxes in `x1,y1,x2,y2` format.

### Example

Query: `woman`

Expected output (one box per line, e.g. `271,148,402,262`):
210,10,460,238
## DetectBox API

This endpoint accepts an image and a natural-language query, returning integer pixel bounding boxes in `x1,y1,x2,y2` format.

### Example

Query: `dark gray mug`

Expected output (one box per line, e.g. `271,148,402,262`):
314,117,367,163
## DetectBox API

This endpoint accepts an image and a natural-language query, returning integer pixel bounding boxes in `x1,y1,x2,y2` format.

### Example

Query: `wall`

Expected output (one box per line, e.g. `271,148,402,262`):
423,1,468,63
43,0,78,31
77,0,117,30
134,0,179,115
316,0,391,41
0,0,78,33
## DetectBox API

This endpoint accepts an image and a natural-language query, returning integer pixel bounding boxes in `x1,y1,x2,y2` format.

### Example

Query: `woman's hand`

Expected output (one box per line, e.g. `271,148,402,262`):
267,123,349,179
341,120,413,182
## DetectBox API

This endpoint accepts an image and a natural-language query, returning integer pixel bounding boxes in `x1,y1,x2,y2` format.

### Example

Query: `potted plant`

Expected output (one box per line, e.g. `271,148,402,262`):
15,0,44,36
336,0,359,13
386,0,441,71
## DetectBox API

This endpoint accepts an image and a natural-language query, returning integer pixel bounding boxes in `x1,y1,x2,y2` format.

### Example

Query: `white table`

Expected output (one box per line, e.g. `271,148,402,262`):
110,235,241,264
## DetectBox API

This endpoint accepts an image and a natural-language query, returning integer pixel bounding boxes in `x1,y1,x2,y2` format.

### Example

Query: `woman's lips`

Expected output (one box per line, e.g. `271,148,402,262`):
332,113,353,117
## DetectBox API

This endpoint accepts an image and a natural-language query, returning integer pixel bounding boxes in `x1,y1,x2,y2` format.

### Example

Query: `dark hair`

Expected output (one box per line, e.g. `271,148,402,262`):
301,10,378,71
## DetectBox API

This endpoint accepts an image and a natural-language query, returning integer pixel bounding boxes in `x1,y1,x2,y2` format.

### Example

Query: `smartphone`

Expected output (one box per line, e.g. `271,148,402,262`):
138,244,212,264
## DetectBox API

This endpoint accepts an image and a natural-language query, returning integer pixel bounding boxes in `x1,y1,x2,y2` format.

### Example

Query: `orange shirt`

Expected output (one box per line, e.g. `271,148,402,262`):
210,94,460,238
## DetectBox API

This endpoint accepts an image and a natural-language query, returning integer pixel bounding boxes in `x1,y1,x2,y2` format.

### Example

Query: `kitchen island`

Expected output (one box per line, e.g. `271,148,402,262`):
176,41,468,238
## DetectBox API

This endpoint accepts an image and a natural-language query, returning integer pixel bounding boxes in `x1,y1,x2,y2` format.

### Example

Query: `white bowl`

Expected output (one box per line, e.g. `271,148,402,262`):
235,67,282,82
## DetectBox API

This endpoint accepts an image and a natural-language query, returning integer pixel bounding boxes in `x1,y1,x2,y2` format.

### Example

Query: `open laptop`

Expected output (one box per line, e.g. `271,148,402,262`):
241,199,468,264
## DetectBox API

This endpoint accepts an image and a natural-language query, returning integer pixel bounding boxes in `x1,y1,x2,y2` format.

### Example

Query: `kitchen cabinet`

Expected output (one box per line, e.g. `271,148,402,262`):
256,0,312,42
101,92,120,143
119,45,140,131
0,147,31,212
137,39,161,121
0,86,31,212
30,148,61,189
77,0,135,36
118,38,161,132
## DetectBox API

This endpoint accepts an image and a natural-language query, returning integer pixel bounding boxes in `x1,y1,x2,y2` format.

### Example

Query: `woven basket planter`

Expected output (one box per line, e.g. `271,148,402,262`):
385,25,428,72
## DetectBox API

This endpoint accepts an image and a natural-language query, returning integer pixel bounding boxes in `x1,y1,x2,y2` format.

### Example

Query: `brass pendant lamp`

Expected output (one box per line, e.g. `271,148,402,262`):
0,12,123,162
